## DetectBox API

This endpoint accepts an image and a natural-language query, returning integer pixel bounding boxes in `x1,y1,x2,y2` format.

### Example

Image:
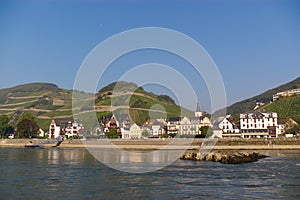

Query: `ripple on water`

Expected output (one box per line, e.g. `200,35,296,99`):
1,148,300,200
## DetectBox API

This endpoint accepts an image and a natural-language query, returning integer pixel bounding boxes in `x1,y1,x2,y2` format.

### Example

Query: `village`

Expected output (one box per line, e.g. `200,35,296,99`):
3,87,298,141
47,100,298,140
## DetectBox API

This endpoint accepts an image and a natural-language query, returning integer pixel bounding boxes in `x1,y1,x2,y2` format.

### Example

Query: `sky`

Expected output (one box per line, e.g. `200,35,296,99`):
1,0,300,112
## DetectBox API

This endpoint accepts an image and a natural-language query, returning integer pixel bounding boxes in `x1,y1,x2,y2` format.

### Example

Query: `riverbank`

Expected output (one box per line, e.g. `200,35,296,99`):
1,138,300,150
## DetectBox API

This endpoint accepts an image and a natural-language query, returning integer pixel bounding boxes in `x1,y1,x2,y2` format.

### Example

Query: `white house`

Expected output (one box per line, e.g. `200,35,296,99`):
151,125,161,137
178,117,201,135
277,119,285,136
166,117,180,135
177,115,212,136
38,128,45,138
8,134,14,139
49,119,84,139
151,120,165,137
178,117,193,135
130,123,141,139
200,116,212,127
65,121,84,138
121,128,130,139
219,115,240,133
218,115,240,138
240,111,278,138
273,88,300,101
49,119,61,139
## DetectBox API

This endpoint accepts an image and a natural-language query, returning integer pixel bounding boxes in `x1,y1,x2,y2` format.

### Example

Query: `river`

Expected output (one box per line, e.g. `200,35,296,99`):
0,148,299,200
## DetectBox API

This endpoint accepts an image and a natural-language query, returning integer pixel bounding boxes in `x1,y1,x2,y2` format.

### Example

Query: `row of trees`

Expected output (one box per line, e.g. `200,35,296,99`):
0,112,39,138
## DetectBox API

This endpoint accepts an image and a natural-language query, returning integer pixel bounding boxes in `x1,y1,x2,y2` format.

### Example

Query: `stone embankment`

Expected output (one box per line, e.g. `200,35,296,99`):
180,151,268,164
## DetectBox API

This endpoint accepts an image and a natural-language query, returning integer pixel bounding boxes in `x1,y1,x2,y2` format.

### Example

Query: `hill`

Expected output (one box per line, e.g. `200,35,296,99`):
0,82,74,129
215,77,300,119
94,81,193,125
258,96,300,123
0,82,193,130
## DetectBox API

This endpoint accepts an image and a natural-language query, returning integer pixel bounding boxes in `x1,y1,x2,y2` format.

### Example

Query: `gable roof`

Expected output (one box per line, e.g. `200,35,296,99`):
168,117,180,122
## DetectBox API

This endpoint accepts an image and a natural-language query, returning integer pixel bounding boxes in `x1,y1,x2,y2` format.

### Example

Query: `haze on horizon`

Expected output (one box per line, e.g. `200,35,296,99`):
0,0,300,112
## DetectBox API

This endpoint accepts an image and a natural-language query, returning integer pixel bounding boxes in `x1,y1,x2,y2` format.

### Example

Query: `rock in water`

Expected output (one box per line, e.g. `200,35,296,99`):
220,152,268,164
180,151,268,164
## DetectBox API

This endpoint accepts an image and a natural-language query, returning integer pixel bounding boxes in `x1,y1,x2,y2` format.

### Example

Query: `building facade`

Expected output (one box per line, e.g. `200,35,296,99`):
49,119,84,139
219,115,240,138
130,123,142,139
166,103,212,137
178,117,201,135
273,88,300,101
240,111,278,138
65,121,84,138
166,117,181,135
49,119,62,139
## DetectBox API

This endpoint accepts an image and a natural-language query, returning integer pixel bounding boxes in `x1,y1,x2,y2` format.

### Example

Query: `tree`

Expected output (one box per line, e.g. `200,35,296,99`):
107,128,119,139
17,119,39,138
199,126,213,138
18,112,35,123
142,129,150,137
0,115,10,138
286,125,300,135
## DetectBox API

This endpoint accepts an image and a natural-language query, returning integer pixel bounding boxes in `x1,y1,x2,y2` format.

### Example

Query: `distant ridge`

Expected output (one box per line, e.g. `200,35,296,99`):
0,82,60,104
214,77,300,119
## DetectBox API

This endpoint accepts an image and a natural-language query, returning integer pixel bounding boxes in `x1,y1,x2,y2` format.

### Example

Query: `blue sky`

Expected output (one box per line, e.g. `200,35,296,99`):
1,0,300,112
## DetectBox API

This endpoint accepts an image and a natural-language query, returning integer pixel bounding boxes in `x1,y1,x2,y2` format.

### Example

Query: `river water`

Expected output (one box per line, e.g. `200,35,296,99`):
0,148,299,200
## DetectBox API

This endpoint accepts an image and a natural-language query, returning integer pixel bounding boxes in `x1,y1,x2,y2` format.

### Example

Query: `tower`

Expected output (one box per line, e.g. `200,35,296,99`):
195,102,203,117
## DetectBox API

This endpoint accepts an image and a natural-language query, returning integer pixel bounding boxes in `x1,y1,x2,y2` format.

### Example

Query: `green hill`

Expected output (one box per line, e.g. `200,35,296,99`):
0,82,74,130
0,82,193,130
94,81,193,125
258,96,300,123
215,77,300,118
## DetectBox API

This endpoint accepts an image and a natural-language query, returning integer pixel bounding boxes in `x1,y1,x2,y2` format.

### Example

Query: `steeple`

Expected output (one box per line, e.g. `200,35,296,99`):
195,102,203,117
196,102,200,112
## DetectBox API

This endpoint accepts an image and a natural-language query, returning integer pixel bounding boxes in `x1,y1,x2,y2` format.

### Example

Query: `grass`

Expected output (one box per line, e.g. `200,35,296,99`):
40,110,73,118
94,90,194,125
10,91,49,97
260,96,300,122
96,111,112,121
0,110,12,115
96,96,112,106
5,97,39,104
36,118,52,131
0,102,36,109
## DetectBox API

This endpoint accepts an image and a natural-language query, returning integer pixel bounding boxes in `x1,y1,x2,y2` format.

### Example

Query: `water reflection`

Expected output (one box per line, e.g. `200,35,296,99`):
47,149,60,164
47,148,88,165
89,148,184,173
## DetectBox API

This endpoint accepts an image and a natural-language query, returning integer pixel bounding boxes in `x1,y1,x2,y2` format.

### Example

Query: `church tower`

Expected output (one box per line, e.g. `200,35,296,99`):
195,102,203,117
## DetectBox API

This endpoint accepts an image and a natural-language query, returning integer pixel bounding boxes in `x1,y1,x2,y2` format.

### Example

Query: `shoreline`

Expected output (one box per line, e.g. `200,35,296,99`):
1,138,300,150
